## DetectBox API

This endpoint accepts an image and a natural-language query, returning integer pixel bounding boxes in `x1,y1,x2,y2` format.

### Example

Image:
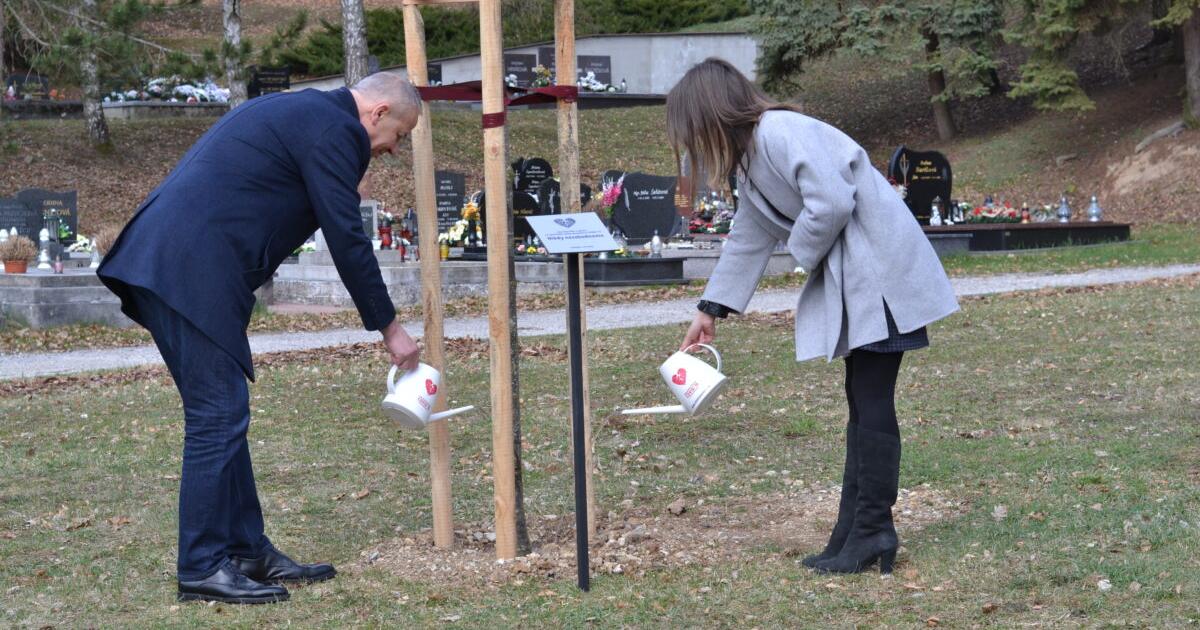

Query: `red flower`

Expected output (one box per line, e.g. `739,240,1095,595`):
973,207,982,215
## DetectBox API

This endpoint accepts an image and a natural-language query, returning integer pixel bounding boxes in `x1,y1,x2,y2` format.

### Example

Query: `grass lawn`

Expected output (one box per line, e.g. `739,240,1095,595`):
2,275,1199,627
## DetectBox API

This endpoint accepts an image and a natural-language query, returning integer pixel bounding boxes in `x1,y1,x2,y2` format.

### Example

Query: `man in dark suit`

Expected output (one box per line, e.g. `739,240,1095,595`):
98,71,423,604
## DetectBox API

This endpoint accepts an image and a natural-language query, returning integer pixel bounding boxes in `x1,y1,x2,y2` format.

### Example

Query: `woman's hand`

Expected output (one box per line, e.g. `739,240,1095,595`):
681,311,717,350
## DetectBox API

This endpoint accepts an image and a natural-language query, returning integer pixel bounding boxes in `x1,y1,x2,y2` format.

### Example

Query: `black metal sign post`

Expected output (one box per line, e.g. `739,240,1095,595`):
565,252,590,590
523,213,617,592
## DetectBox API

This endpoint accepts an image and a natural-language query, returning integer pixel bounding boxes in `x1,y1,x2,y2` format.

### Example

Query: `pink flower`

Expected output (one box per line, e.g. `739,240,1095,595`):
601,176,624,209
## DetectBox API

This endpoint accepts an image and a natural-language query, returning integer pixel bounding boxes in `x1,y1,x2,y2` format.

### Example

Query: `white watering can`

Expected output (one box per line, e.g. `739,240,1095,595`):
622,344,728,415
382,363,474,430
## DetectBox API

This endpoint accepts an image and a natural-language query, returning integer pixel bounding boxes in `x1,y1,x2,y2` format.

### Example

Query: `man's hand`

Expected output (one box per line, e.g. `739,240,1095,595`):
382,320,420,370
681,311,716,351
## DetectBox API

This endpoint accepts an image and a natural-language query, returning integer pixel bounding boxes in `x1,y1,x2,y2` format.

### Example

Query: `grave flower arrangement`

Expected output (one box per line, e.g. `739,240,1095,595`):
530,65,553,88
593,175,625,218
105,76,230,103
965,201,1020,224
1030,204,1057,223
66,236,93,253
576,71,617,93
438,220,469,245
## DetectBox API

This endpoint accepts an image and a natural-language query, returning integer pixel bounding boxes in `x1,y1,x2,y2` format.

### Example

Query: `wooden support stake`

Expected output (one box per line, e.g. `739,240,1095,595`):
554,0,595,537
479,0,518,560
403,3,454,550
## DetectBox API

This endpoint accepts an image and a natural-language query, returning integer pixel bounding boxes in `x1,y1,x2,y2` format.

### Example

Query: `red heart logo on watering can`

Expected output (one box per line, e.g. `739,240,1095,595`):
425,379,438,395
672,369,687,386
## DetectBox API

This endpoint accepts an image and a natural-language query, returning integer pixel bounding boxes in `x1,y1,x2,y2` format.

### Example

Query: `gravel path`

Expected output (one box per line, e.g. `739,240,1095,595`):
3,263,1198,381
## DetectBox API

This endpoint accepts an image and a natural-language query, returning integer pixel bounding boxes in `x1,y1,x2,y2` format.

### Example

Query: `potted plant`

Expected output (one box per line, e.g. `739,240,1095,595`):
0,235,38,273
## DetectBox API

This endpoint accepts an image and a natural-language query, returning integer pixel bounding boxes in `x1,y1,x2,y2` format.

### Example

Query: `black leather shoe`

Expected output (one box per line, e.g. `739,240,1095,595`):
177,565,289,604
230,546,337,584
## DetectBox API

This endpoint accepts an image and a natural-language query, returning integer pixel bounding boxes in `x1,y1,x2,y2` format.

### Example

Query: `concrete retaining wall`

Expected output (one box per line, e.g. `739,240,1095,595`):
294,32,758,96
0,270,132,329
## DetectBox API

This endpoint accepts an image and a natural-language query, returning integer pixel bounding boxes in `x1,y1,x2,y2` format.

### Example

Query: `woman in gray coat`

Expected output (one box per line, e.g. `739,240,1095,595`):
671,59,959,574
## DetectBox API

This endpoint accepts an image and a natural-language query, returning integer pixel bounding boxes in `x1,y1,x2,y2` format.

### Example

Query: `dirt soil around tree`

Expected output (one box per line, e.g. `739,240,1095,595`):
355,483,966,590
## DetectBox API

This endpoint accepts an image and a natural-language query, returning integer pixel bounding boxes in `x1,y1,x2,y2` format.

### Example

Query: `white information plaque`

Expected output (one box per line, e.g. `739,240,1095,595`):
524,213,618,254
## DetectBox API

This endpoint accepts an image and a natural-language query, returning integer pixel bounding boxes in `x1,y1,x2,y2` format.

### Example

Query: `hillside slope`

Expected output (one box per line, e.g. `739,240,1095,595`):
1,64,1194,234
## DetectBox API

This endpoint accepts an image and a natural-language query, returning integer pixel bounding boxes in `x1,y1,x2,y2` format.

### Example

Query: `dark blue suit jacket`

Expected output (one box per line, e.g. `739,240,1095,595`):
99,88,395,381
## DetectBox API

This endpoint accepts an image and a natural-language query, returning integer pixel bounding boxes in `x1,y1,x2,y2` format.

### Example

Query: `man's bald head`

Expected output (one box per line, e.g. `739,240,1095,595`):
349,71,422,158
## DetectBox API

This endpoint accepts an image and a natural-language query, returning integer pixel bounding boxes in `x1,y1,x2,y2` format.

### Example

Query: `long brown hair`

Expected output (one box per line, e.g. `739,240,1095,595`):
666,58,801,189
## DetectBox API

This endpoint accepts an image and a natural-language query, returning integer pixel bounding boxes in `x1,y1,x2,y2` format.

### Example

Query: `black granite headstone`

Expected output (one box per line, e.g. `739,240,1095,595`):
604,171,679,243
248,66,291,99
577,56,612,85
503,54,537,87
16,189,78,243
888,146,952,225
537,47,556,72
427,63,443,85
512,192,540,240
5,73,50,99
359,200,378,240
537,179,592,215
0,197,40,242
435,171,466,233
512,157,553,197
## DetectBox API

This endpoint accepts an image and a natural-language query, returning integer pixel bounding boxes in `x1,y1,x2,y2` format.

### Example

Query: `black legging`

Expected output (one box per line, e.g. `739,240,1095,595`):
844,350,904,436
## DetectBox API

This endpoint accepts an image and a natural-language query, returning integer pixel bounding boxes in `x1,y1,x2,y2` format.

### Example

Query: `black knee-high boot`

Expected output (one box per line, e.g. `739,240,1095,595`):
814,426,900,574
802,422,859,567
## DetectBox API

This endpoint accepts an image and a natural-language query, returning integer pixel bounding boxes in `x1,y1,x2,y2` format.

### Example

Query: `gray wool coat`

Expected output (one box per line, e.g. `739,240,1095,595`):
701,110,959,362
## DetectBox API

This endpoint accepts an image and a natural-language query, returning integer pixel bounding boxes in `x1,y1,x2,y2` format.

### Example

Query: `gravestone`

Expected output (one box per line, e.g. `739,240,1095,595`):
359,200,379,240
674,175,694,215
17,189,78,243
427,63,443,86
888,146,952,225
0,197,41,243
603,171,679,243
537,179,591,216
435,171,467,233
503,54,537,87
537,47,556,72
576,56,612,86
5,74,50,99
248,66,291,99
367,55,381,76
512,192,540,240
512,157,553,197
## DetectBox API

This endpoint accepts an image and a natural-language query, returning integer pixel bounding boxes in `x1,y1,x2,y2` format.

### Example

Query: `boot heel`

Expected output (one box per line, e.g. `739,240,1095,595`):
879,549,897,574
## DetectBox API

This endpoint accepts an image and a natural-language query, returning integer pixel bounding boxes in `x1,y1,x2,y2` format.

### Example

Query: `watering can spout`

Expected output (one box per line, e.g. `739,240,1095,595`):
429,405,475,422
621,404,688,415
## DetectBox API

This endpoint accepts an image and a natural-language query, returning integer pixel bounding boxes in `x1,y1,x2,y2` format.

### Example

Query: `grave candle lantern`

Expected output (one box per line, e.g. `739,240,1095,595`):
1057,196,1071,223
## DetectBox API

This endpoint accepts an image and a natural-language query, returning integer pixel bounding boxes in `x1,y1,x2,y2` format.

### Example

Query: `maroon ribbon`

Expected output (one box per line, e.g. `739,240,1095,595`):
414,82,581,128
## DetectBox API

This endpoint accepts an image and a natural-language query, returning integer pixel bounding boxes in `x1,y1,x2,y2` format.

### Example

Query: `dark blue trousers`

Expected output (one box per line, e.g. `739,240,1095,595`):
129,286,269,580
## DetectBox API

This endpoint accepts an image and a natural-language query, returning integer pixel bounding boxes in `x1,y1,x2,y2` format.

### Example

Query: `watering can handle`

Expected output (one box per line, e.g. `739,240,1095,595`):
387,364,407,395
683,343,722,374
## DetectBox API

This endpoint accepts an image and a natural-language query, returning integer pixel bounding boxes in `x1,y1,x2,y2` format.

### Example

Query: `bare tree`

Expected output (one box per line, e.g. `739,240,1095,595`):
79,0,110,146
222,0,246,107
1185,7,1199,127
340,0,367,87
1,0,8,122
923,29,958,141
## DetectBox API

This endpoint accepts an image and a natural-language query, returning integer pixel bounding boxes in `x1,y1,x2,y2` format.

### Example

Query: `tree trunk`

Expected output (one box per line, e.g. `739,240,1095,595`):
924,30,957,141
80,0,110,147
341,0,368,87
1184,7,1200,128
222,0,247,108
506,177,531,554
1,0,7,122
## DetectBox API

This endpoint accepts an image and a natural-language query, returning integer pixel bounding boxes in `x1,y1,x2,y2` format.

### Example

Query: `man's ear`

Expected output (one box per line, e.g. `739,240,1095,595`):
373,103,391,123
